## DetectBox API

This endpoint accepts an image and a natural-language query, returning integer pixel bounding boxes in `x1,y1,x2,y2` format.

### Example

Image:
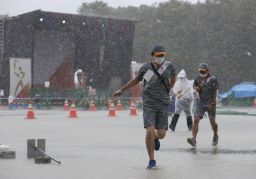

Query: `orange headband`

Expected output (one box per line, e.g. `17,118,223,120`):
198,68,208,72
153,51,166,56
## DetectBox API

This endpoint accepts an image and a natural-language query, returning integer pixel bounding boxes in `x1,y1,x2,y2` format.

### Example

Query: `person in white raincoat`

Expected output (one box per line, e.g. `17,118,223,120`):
169,69,193,131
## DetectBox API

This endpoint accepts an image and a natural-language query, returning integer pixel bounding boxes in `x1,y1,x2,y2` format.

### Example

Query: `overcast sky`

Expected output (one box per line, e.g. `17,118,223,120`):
0,0,204,16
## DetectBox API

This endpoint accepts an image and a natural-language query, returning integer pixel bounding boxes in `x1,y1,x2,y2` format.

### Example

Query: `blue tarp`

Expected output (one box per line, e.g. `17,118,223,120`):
219,91,232,99
220,82,256,98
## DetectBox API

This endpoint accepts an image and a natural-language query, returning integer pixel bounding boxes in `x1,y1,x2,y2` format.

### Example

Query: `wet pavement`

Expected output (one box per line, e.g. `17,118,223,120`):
0,108,255,179
217,106,256,116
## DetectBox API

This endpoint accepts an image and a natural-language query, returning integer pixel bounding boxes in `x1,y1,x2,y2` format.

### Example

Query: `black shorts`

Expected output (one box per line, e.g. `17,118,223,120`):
194,103,216,120
143,106,169,130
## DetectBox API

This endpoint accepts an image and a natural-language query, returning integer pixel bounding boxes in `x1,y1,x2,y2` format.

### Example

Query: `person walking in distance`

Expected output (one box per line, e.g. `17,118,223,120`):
187,63,219,147
113,45,176,169
169,69,193,131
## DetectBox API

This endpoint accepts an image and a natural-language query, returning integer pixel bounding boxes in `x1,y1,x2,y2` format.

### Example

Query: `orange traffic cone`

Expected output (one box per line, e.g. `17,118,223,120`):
69,103,77,118
64,99,69,111
108,102,116,117
25,103,36,119
108,99,113,110
89,100,96,111
253,98,256,108
116,99,122,111
130,102,137,116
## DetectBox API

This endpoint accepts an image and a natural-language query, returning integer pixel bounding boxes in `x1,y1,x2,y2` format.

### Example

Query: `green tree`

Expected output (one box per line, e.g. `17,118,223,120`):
77,0,256,91
78,1,115,16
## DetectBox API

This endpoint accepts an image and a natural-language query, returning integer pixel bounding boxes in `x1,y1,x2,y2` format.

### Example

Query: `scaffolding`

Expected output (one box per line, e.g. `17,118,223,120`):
0,15,5,62
0,15,6,74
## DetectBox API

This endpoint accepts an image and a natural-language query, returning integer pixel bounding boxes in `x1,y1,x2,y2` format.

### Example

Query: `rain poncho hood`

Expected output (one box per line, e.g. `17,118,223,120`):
177,69,186,78
173,70,193,100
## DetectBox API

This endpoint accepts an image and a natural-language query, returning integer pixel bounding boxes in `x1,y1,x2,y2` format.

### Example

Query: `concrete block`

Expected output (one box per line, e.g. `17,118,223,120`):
27,139,46,158
0,151,16,159
34,157,51,164
0,144,10,152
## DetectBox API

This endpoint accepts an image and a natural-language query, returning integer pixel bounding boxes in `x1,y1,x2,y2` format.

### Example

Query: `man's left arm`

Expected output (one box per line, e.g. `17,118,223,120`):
211,89,218,105
169,74,176,89
168,64,176,89
211,78,220,105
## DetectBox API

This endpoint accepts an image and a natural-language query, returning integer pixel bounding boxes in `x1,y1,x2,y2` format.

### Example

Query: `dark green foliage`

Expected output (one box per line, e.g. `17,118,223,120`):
78,0,256,91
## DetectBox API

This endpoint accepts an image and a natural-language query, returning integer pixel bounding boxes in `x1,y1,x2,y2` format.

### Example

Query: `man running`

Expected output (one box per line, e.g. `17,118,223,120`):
187,63,219,147
113,45,176,169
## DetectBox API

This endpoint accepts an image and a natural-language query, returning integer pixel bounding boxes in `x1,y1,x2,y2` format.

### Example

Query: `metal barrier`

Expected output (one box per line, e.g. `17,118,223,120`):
220,96,254,107
0,97,143,110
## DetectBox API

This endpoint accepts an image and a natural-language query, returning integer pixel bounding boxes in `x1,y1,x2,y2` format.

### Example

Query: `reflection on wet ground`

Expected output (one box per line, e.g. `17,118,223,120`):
0,110,256,179
162,148,256,155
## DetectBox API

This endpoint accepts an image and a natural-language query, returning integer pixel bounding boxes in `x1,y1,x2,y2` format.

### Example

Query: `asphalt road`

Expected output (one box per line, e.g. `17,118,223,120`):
0,109,255,179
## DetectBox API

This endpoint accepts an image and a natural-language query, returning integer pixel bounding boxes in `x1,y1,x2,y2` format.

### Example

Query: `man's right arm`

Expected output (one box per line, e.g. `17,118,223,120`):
193,77,200,92
112,78,140,98
113,64,147,98
120,78,140,92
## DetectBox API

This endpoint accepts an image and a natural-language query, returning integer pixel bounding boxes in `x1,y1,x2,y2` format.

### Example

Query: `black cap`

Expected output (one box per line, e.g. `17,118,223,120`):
151,45,166,56
152,45,165,52
198,63,208,71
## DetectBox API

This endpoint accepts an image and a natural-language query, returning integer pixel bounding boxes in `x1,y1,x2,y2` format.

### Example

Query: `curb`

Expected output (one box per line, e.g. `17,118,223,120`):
217,110,256,116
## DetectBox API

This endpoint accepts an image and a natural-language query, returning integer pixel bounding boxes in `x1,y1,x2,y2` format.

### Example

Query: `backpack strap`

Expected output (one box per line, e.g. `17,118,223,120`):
150,62,170,94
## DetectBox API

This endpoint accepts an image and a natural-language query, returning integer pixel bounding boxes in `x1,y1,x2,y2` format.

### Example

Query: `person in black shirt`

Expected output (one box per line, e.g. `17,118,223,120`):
187,63,219,147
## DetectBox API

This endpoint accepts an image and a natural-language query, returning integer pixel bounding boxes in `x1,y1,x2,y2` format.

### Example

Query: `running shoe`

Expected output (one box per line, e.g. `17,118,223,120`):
169,124,175,131
187,138,197,147
212,134,219,146
154,138,160,151
146,160,157,170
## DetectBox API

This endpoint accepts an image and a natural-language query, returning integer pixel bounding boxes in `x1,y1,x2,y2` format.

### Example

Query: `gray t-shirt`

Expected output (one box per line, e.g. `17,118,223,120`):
193,74,219,107
136,61,176,110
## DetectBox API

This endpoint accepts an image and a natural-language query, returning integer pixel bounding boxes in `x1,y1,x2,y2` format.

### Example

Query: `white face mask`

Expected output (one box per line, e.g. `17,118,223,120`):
199,73,208,78
154,57,165,64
